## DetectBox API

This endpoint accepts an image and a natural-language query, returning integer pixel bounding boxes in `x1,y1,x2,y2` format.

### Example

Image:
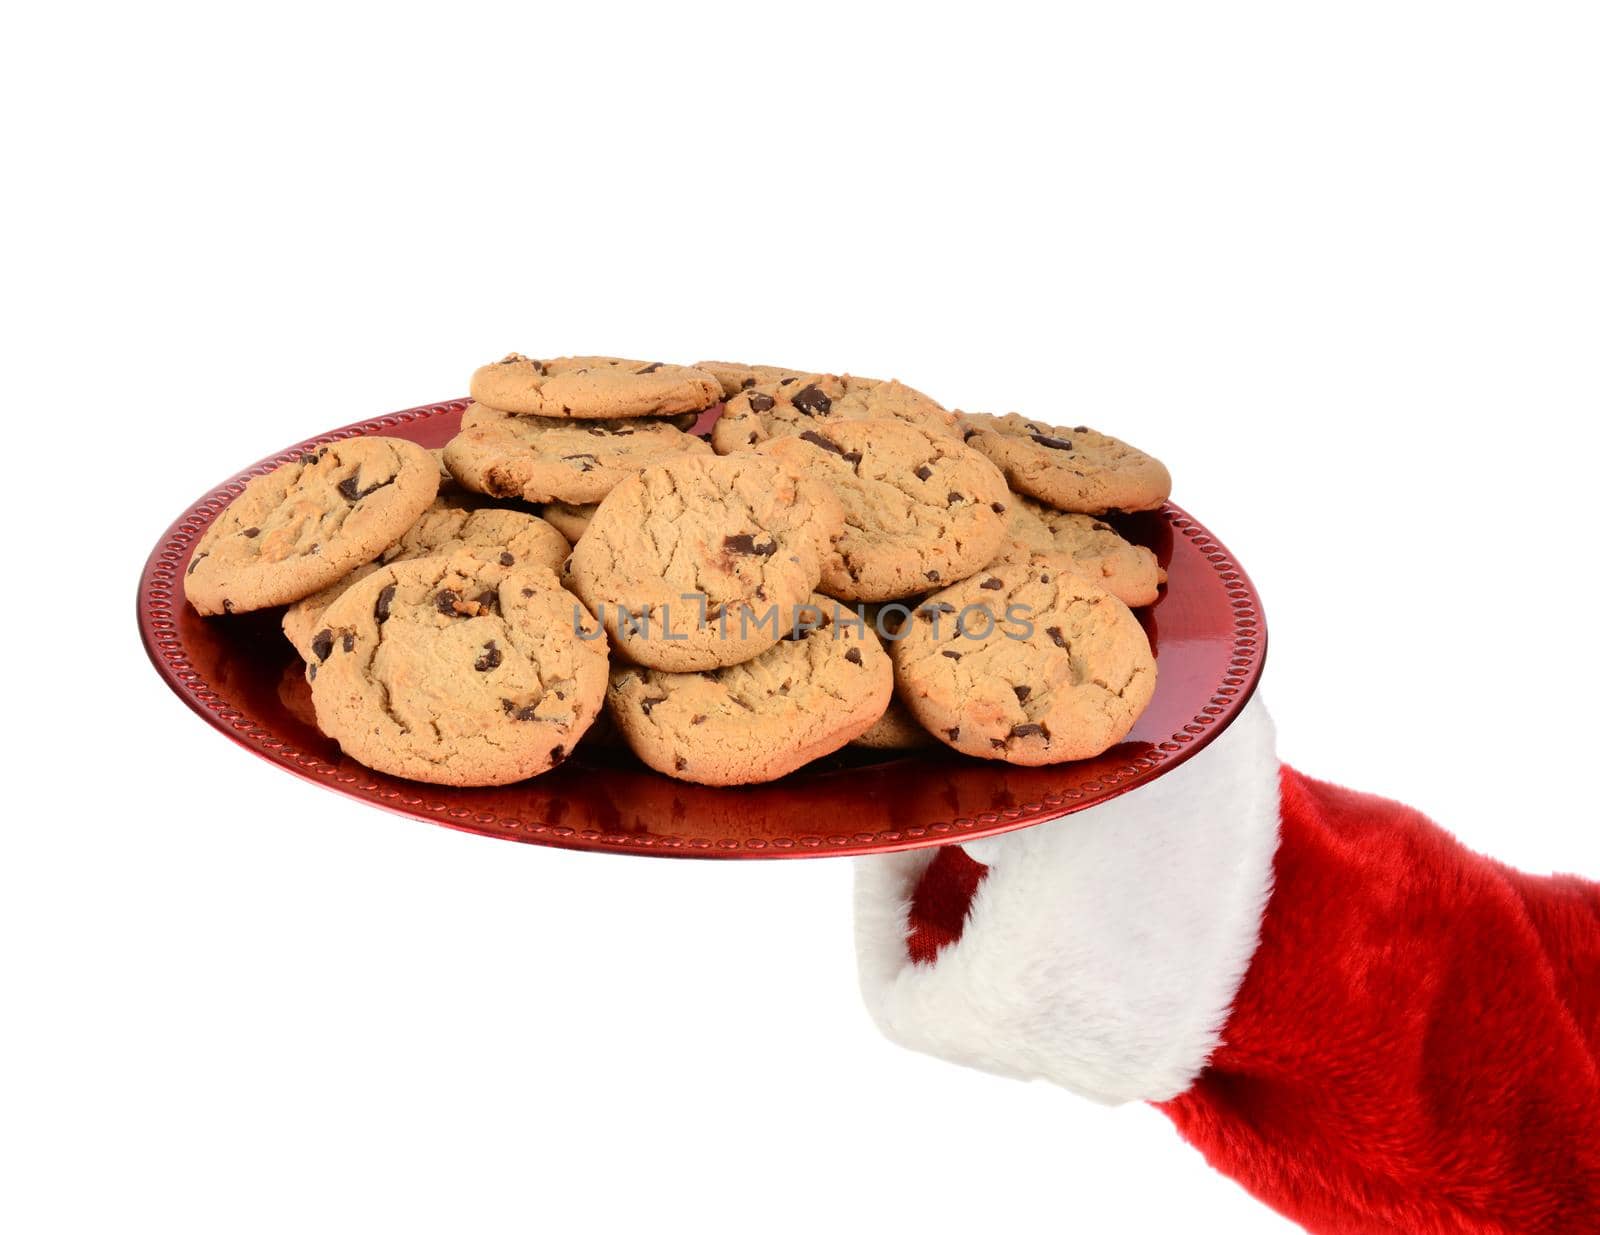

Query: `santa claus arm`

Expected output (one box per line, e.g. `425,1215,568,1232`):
854,697,1600,1234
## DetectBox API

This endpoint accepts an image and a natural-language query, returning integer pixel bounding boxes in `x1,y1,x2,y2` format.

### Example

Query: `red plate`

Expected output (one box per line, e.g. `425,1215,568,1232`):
138,398,1266,859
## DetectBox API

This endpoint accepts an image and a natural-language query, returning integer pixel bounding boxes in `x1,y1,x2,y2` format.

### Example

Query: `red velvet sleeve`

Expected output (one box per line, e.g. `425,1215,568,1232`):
1156,767,1600,1234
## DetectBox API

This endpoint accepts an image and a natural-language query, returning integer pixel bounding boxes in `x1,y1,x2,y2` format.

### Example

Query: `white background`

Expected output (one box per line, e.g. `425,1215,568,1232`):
6,3,1598,1232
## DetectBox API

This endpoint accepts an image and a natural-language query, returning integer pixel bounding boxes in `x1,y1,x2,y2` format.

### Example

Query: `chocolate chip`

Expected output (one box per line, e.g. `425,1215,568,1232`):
1013,684,1031,702
187,551,207,576
1074,425,1089,433
979,577,1003,590
311,629,334,662
945,727,960,741
845,647,863,665
991,502,1006,514
1010,723,1046,738
748,392,776,412
799,430,849,458
476,589,498,612
586,427,606,436
946,491,962,504
1047,626,1067,648
1032,434,1074,451
549,745,567,764
925,570,941,582
341,631,354,653
791,383,832,416
747,432,759,444
375,584,396,623
337,473,394,501
918,602,957,620
222,599,235,614
306,663,317,681
241,527,260,538
500,698,538,722
691,714,707,725
914,465,932,481
740,377,756,390
561,453,599,472
499,552,515,567
636,362,663,374
474,640,503,672
640,693,668,716
723,533,777,557
941,650,961,660
990,738,1007,750
521,587,534,597
435,588,463,616
1092,522,1111,532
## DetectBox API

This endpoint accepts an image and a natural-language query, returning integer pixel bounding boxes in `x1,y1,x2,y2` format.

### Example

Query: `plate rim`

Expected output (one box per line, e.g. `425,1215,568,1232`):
137,397,1267,860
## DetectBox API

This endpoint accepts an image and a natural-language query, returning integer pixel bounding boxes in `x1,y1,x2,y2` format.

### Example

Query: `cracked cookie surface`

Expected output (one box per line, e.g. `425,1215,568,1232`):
443,402,713,504
309,553,608,786
711,374,960,453
283,502,570,660
994,496,1165,607
756,419,1011,602
960,413,1171,514
184,437,440,615
892,555,1156,764
607,597,891,784
567,454,845,671
470,354,723,419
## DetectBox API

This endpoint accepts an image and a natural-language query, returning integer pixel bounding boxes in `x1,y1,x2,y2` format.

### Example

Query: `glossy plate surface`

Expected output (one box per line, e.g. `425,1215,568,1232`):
138,399,1266,859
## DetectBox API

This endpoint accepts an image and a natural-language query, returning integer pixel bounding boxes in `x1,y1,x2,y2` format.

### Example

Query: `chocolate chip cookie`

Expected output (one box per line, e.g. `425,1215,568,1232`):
892,556,1157,764
567,454,845,671
710,374,960,453
184,437,440,616
443,401,713,504
607,597,891,784
309,553,609,786
694,361,818,399
283,503,570,661
1001,497,1166,607
541,501,597,545
470,354,723,420
756,420,1011,601
959,413,1171,514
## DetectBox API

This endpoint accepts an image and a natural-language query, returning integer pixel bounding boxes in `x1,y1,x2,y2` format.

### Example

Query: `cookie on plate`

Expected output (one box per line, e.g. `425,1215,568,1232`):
541,501,597,545
469,354,722,420
566,454,845,671
283,503,570,661
694,361,818,399
607,596,891,784
711,374,960,453
958,413,1171,514
309,553,608,786
184,437,440,616
1000,497,1165,607
851,695,938,751
756,420,1010,601
892,555,1156,764
443,402,713,504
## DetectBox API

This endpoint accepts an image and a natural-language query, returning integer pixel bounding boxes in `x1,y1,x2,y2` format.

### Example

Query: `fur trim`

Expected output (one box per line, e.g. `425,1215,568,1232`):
854,694,1281,1104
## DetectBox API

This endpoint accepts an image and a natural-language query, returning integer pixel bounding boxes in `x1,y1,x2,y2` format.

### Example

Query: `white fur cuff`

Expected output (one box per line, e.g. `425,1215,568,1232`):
853,695,1282,1104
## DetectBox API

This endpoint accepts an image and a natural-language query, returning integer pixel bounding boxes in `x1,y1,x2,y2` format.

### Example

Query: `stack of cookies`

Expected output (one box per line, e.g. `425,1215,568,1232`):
183,354,1171,788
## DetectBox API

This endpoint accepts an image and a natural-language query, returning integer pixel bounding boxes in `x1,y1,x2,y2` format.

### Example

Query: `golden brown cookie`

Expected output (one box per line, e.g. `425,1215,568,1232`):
566,454,845,671
309,554,608,786
892,555,1156,764
607,597,891,784
755,420,1011,601
997,497,1165,607
958,413,1171,514
541,501,597,545
184,437,440,616
711,374,960,453
694,361,819,399
443,402,713,504
283,503,570,661
470,354,722,419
